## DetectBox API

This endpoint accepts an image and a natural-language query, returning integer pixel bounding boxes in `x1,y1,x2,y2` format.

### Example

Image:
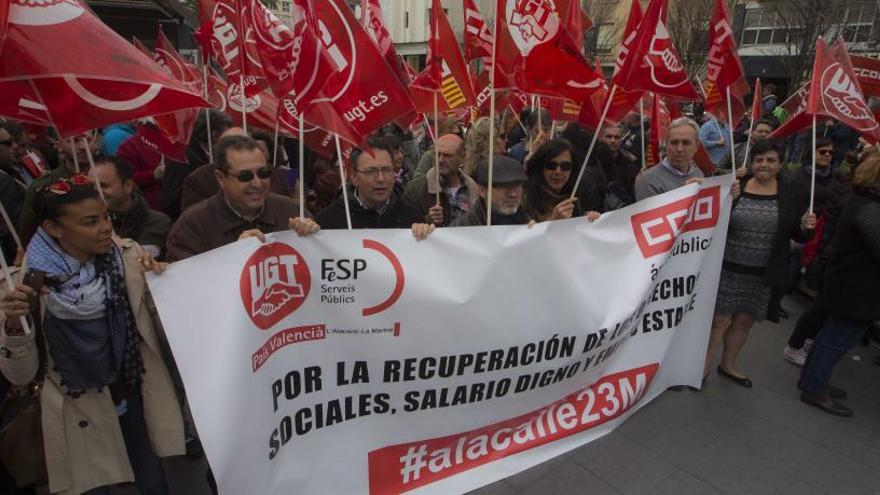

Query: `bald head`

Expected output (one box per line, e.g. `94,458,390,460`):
436,133,465,178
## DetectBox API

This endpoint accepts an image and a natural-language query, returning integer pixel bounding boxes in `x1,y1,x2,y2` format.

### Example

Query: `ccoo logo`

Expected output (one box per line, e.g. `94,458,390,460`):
240,243,311,330
631,186,720,258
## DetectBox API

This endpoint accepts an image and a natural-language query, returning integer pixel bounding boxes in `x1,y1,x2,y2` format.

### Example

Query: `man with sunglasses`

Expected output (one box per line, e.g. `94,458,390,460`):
165,135,302,262
399,133,479,227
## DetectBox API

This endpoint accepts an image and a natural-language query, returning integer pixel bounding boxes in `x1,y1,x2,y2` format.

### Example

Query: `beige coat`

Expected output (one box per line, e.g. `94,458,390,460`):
0,239,184,494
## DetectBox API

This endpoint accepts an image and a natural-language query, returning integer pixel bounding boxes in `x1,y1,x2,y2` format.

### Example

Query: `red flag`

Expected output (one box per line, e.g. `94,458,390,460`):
771,38,880,143
646,94,662,167
0,0,208,138
557,0,592,53
411,0,476,112
363,0,408,83
750,78,763,125
612,0,699,101
703,0,748,125
242,0,330,114
304,0,415,145
197,0,264,97
850,55,880,98
545,97,582,123
605,0,645,123
694,142,717,176
812,38,880,142
463,0,493,68
155,28,202,91
133,37,154,59
494,0,604,101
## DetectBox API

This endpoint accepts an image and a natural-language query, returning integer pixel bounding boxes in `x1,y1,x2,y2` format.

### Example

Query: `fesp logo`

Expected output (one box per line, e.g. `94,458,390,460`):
631,186,720,258
240,243,311,330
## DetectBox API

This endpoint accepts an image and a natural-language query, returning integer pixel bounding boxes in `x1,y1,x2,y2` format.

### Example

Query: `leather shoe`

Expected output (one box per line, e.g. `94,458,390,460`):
797,383,846,399
717,366,752,388
800,391,853,417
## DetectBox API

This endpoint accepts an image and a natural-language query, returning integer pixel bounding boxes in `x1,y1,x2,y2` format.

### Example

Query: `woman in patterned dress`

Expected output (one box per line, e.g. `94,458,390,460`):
704,139,816,388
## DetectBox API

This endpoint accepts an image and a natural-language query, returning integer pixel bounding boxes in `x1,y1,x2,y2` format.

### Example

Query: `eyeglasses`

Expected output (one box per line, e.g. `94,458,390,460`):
221,167,272,182
816,149,834,156
0,139,13,147
544,161,573,172
39,174,91,195
355,166,394,178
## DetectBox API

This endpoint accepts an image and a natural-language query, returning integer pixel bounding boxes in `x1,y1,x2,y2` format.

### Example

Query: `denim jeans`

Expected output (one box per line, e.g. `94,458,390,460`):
798,315,868,395
83,390,169,495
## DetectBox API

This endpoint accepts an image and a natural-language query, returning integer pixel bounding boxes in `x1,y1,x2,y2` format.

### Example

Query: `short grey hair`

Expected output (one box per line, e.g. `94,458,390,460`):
667,117,699,137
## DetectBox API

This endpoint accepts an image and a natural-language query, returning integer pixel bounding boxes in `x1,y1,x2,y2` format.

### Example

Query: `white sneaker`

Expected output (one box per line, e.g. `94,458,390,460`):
803,338,814,354
783,345,807,366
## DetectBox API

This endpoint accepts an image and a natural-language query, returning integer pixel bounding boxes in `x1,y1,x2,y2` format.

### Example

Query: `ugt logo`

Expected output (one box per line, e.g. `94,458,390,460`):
240,243,311,330
631,186,720,258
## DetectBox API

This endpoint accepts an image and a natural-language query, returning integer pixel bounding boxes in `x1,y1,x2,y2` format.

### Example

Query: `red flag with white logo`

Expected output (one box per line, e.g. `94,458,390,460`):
703,0,748,125
612,0,699,101
363,0,409,87
411,0,476,113
464,0,493,69
809,38,880,142
0,0,208,138
155,28,202,91
850,55,880,98
605,0,645,123
242,0,331,115
494,0,604,101
304,0,414,145
197,0,265,97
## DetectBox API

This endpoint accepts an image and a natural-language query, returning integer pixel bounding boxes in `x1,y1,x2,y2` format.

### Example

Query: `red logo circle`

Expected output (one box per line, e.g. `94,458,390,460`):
240,243,311,330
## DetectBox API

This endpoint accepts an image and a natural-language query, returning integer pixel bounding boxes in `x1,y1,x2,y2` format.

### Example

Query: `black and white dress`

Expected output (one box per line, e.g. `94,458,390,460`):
715,192,779,321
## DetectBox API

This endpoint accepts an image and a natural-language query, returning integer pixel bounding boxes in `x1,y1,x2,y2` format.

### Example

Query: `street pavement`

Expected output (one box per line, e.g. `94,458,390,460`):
141,293,880,495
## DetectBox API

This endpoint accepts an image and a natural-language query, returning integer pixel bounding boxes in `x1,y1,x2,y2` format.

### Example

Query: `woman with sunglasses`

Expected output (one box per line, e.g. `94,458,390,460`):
523,139,600,222
0,177,183,494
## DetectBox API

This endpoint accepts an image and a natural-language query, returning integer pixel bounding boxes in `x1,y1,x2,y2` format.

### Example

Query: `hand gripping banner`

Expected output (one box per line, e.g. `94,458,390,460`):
148,177,733,494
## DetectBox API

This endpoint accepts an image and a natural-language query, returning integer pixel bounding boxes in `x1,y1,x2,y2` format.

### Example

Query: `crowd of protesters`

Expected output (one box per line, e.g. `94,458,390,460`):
0,84,877,494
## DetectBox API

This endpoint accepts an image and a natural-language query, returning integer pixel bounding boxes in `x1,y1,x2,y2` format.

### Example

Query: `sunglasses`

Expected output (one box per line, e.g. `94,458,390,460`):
38,174,91,195
222,167,272,182
816,149,833,156
544,161,573,172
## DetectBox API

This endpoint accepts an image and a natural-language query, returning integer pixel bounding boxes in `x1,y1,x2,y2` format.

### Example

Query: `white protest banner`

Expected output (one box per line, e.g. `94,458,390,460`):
148,176,732,494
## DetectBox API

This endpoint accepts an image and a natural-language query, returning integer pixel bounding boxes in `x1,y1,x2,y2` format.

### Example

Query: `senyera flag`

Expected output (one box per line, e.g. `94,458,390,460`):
196,0,265,97
770,38,880,143
0,0,209,139
304,0,414,146
703,0,748,125
494,0,604,101
612,0,699,101
411,0,476,113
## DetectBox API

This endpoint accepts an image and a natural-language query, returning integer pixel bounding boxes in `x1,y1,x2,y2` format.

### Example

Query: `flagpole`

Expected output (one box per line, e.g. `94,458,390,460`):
485,6,499,227
272,118,280,169
511,107,528,135
239,74,248,134
0,202,23,254
82,137,107,205
70,138,80,173
571,85,617,200
809,114,817,214
433,90,441,205
335,134,352,230
726,86,736,176
0,247,30,335
639,97,647,171
298,117,305,219
203,65,213,160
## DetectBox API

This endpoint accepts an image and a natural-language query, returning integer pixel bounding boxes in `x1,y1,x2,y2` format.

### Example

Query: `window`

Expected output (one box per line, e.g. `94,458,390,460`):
281,0,290,13
839,4,876,43
740,8,795,46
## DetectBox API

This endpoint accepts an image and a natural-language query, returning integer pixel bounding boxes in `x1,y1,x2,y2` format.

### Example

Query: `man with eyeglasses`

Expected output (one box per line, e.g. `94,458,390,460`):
313,137,421,230
165,135,302,262
399,133,479,227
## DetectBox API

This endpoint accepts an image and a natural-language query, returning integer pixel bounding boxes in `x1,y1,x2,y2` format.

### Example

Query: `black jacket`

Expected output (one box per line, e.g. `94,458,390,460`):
315,186,419,230
451,198,531,227
110,192,171,257
787,164,847,216
820,187,880,322
731,175,813,322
